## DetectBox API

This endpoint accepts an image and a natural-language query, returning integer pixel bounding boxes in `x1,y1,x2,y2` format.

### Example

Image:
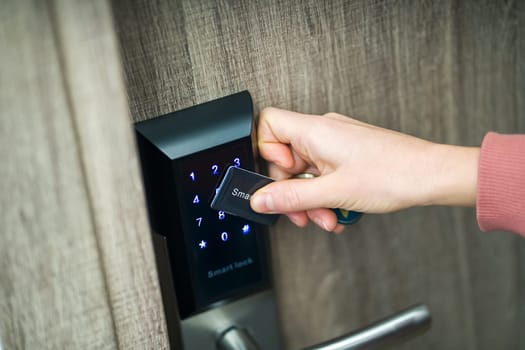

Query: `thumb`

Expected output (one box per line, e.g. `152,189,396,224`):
250,177,333,213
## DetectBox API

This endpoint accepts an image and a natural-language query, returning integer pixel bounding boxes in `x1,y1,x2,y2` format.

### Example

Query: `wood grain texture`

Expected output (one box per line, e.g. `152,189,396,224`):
1,0,168,349
111,0,525,349
454,1,525,349
111,0,196,120
49,0,168,348
0,1,116,348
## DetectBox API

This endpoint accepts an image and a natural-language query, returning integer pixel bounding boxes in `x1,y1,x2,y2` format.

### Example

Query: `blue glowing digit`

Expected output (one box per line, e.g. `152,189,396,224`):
212,164,219,175
233,158,241,167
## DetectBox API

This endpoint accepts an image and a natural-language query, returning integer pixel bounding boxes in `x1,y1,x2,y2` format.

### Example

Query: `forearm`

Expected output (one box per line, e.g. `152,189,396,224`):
422,144,480,207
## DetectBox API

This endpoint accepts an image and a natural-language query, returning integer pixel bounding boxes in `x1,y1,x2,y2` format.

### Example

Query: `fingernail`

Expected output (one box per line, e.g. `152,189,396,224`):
288,215,300,226
288,213,303,227
313,217,329,231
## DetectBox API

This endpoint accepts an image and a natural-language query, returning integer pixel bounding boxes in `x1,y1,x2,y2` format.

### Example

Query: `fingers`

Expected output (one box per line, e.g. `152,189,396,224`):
284,209,346,233
266,153,316,180
258,107,310,143
258,107,322,180
256,108,350,234
257,107,313,167
306,208,339,232
285,211,309,227
267,163,292,181
250,176,335,213
267,162,320,182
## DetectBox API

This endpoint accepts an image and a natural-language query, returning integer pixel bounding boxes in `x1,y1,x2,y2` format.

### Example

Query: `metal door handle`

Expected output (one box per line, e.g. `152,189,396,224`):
217,326,261,350
303,304,431,350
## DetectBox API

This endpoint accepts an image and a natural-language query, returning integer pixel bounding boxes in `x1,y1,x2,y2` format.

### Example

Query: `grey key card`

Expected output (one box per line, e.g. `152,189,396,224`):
210,166,279,225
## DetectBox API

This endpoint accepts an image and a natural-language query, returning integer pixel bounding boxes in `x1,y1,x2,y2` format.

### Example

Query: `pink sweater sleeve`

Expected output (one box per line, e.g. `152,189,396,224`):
477,132,525,236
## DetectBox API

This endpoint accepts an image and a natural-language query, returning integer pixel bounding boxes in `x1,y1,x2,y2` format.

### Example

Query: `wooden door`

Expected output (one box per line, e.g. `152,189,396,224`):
2,1,524,349
111,0,525,349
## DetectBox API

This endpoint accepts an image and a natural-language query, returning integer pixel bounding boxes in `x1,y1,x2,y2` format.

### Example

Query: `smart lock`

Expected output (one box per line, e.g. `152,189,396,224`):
135,91,282,349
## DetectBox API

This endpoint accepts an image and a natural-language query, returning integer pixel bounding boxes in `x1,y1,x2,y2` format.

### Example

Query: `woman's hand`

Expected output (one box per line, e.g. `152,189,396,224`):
250,107,479,232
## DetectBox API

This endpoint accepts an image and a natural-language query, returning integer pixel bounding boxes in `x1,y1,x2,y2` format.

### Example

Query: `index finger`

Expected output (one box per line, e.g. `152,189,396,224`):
257,107,313,169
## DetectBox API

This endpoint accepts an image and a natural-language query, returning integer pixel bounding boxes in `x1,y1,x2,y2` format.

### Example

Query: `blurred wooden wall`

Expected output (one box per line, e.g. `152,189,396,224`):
1,0,524,349
0,1,167,349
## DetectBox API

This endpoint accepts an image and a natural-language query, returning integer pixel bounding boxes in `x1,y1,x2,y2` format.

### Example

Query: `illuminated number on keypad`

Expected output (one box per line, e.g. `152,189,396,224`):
193,195,200,204
218,211,225,220
189,171,196,182
196,217,203,227
233,157,241,167
221,232,229,241
211,164,219,175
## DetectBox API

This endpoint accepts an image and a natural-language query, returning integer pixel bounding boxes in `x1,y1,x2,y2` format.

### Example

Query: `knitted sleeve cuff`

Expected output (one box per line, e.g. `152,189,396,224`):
477,132,525,236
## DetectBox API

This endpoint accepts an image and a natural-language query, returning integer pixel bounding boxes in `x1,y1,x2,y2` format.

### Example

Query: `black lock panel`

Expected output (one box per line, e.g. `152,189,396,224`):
135,91,270,319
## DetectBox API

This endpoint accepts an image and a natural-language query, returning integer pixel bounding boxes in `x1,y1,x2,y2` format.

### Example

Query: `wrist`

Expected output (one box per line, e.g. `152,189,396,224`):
423,143,480,207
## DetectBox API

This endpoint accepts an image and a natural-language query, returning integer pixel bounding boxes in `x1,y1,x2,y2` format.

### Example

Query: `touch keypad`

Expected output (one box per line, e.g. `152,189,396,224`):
174,138,266,307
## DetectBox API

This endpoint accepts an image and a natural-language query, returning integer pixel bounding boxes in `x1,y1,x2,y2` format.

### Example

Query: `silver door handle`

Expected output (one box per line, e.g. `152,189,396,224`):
303,304,431,350
217,326,261,350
